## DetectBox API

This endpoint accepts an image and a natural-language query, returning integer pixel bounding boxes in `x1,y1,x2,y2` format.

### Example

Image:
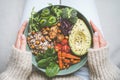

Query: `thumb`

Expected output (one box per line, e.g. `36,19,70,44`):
20,34,26,51
93,32,99,49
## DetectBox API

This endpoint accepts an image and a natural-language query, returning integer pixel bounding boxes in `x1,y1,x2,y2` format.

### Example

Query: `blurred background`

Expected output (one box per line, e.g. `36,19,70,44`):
0,0,120,73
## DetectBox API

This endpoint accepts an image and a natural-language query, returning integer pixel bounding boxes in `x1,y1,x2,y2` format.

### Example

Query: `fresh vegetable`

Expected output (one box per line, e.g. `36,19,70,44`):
46,62,60,77
60,18,73,36
29,8,39,32
57,34,64,42
48,16,56,25
51,6,62,17
36,48,59,77
61,52,80,59
61,8,78,24
41,8,50,16
62,45,70,52
38,57,52,68
69,19,91,56
61,38,68,45
55,38,80,69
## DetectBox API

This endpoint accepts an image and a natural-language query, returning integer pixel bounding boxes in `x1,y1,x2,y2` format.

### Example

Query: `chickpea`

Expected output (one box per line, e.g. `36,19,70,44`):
31,31,35,35
57,22,61,27
39,46,42,49
35,40,40,45
42,30,48,35
45,36,51,42
57,30,61,33
31,45,35,49
47,45,51,48
46,27,50,31
57,34,64,41
66,65,70,68
27,37,31,41
65,36,69,39
41,37,45,42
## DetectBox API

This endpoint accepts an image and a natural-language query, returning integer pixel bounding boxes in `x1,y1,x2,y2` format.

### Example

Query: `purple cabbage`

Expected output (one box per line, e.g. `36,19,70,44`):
60,18,73,36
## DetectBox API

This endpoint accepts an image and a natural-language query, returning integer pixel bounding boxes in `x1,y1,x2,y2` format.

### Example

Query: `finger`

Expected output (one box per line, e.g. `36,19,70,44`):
93,32,99,49
100,39,107,47
90,20,104,41
20,35,26,51
90,20,103,38
18,21,28,36
90,20,100,32
15,35,21,49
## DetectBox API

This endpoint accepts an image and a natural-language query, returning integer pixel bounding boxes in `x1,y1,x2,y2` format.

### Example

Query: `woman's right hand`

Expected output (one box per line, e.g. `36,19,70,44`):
90,20,107,49
15,21,28,51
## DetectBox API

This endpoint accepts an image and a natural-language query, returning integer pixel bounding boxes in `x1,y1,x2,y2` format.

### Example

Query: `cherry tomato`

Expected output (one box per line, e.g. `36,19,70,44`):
62,45,70,52
61,39,68,45
55,43,62,51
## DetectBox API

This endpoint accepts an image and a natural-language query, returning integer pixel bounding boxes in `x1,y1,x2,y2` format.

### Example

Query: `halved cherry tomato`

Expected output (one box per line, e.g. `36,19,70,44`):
61,39,68,45
62,45,70,52
55,43,62,51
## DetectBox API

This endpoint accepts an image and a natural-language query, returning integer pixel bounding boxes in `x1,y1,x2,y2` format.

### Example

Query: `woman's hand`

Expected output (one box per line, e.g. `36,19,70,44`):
15,21,28,51
90,20,107,49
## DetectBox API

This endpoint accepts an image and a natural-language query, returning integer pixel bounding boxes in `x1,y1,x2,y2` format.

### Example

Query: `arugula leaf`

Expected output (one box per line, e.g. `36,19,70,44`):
46,62,60,77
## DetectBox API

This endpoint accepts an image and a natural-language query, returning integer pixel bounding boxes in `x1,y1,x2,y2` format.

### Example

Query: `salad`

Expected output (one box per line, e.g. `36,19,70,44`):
27,5,92,77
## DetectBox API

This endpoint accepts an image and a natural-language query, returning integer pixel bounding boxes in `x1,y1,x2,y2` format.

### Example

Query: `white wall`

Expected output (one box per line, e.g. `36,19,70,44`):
95,0,120,67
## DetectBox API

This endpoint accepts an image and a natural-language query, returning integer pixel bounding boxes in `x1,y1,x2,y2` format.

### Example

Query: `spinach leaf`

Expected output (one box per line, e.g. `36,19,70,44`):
46,62,60,77
37,57,52,68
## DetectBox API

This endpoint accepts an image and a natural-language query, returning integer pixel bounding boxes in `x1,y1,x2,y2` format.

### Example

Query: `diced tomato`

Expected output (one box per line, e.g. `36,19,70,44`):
55,43,62,51
61,39,68,45
62,45,70,52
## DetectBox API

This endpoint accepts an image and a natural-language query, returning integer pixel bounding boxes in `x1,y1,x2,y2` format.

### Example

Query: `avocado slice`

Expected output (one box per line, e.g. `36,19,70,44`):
69,19,91,56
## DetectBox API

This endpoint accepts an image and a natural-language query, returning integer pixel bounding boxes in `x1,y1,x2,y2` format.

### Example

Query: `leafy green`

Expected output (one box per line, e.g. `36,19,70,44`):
41,8,50,16
71,9,77,17
46,62,60,77
48,16,56,25
61,8,78,24
36,48,59,77
69,16,78,24
37,57,52,68
29,8,39,32
51,6,62,17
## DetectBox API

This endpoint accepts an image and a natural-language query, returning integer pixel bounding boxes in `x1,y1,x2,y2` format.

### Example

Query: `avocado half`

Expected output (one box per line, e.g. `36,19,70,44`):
69,19,92,56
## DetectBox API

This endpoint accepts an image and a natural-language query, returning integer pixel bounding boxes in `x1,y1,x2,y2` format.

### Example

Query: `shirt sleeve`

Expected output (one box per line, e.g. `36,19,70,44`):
87,45,120,80
0,46,32,80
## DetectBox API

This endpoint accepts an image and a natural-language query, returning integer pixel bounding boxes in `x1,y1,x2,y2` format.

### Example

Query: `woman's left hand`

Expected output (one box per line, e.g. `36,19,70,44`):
90,20,107,49
15,21,28,51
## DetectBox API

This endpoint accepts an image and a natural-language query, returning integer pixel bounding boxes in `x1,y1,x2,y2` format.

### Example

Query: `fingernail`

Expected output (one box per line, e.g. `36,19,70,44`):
94,32,98,37
22,35,25,39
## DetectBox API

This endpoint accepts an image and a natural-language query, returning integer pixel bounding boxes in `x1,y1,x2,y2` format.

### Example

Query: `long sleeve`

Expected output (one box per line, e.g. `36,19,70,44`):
88,45,120,80
0,46,32,80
